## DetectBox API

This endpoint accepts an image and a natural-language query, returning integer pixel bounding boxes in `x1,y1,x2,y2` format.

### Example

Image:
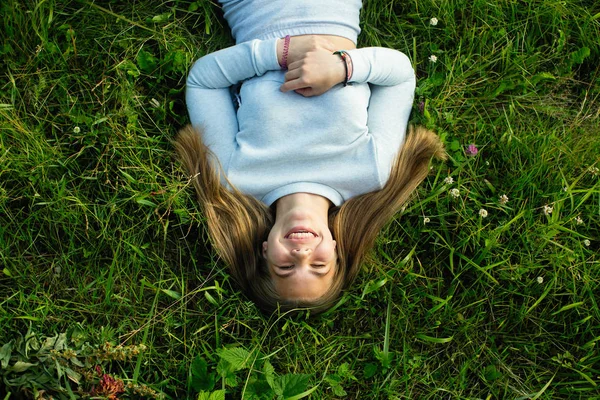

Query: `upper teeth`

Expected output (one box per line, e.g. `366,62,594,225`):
288,231,316,239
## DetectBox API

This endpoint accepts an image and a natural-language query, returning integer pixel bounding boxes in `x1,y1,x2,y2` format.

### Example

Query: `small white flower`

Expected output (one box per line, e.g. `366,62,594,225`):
449,188,460,198
543,205,553,216
499,194,509,205
444,176,454,185
588,166,599,176
562,186,568,192
429,17,439,26
73,126,81,134
537,276,544,284
575,216,583,225
428,54,438,63
423,217,431,224
583,239,591,247
479,208,488,218
150,98,160,108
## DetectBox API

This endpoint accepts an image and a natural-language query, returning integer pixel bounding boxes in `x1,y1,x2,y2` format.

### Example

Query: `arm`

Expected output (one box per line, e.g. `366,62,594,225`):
186,39,280,165
347,47,415,86
362,50,416,165
187,38,280,89
281,47,415,96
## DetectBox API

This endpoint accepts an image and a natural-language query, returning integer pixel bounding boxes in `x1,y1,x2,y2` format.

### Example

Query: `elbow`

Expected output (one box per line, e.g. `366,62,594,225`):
186,58,205,88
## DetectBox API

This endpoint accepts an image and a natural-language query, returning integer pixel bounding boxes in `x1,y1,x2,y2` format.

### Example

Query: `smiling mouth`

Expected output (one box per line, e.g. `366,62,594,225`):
285,228,318,239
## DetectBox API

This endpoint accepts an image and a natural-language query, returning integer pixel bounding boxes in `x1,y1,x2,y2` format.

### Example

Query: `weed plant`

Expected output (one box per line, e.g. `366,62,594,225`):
0,0,599,398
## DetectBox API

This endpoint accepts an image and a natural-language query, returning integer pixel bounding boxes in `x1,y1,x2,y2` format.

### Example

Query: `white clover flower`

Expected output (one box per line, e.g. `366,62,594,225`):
583,239,591,247
478,208,488,218
536,276,544,284
588,166,599,176
576,216,583,225
423,217,431,224
543,205,553,215
428,55,438,63
430,17,439,26
499,194,509,205
444,176,454,185
449,188,460,198
73,126,81,134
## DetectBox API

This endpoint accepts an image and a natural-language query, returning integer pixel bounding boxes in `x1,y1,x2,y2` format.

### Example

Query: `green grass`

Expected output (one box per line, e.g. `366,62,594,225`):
1,0,599,398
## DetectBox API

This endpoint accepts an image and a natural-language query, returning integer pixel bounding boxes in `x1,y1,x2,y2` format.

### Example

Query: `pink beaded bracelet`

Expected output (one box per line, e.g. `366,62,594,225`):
281,35,291,69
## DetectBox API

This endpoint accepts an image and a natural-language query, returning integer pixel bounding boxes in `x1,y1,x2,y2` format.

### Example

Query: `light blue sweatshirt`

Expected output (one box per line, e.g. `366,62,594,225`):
186,1,415,206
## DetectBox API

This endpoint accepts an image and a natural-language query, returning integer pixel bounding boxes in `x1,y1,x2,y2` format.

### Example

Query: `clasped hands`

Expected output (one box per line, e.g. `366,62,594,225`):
277,36,348,97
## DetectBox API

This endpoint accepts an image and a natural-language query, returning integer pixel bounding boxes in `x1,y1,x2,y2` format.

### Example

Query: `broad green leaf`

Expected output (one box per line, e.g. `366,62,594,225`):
374,346,394,369
198,390,225,400
483,365,502,382
217,358,238,387
191,356,215,392
285,384,319,400
218,347,251,371
70,357,85,368
137,49,158,73
244,376,273,400
151,12,171,23
337,363,356,380
66,367,82,383
0,341,13,368
10,361,37,372
325,375,346,397
54,333,67,351
264,359,275,389
363,363,377,379
570,47,590,64
274,374,311,399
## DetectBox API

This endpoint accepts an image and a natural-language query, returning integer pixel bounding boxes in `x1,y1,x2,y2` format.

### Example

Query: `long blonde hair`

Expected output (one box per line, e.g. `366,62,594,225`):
175,125,446,313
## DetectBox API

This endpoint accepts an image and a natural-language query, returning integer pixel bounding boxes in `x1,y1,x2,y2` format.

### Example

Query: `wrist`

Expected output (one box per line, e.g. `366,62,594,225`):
333,50,353,86
277,38,283,65
279,35,291,69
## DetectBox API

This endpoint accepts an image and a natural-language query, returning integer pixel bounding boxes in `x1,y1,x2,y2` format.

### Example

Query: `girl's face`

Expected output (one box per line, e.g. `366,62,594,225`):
262,211,337,302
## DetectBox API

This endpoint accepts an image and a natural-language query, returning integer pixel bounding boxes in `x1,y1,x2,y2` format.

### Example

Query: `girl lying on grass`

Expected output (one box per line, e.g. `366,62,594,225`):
175,0,445,313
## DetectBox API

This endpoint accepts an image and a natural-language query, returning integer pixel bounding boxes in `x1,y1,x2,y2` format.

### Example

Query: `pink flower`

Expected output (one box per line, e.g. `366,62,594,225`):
466,144,478,156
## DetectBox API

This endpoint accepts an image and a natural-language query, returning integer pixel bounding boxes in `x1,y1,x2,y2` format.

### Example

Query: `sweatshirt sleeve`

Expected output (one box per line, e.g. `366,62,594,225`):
346,47,414,86
185,38,280,169
345,48,416,167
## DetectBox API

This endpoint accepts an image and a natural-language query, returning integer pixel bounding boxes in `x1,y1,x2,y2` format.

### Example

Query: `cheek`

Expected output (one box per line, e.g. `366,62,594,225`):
266,243,287,264
316,242,337,261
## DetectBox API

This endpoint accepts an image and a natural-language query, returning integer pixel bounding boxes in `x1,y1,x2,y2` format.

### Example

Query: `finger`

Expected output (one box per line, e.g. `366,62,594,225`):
284,68,302,82
280,78,309,93
286,59,304,71
295,88,314,97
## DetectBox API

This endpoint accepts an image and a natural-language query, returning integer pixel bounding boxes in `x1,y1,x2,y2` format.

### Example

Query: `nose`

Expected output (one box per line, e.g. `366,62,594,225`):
291,248,311,258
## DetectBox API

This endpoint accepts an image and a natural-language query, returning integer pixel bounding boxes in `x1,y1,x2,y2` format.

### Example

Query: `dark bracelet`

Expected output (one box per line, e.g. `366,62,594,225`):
333,50,353,86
